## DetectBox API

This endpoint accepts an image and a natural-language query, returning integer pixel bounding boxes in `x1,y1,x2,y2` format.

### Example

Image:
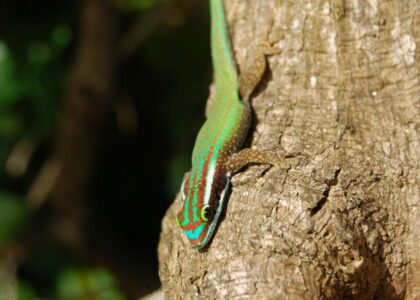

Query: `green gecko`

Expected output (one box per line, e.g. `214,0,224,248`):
176,0,284,250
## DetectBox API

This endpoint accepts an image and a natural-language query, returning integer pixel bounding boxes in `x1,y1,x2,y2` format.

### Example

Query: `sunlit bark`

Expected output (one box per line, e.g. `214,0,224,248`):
158,0,419,298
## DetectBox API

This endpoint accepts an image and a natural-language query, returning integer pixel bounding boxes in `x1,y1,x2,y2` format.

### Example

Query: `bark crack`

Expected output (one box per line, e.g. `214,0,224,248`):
310,168,341,216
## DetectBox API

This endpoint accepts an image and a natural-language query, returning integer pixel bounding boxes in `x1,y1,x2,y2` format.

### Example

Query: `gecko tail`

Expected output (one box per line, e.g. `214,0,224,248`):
209,0,238,87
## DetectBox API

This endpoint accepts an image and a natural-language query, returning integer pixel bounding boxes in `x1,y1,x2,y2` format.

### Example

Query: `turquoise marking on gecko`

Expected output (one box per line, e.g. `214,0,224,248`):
185,223,206,240
176,0,283,250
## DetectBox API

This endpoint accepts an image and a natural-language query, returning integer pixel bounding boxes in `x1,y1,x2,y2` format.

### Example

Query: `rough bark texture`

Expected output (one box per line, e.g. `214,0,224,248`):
158,0,419,298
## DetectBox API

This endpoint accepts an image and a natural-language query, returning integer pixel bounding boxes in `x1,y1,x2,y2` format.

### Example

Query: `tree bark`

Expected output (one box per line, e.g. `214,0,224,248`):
158,0,419,299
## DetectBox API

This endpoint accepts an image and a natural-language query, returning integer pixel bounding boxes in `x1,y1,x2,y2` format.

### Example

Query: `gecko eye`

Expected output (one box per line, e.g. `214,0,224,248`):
176,215,182,228
200,205,214,222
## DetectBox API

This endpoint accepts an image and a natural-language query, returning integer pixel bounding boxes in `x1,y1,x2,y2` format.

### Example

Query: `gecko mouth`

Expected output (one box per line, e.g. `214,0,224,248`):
193,242,209,252
191,240,206,250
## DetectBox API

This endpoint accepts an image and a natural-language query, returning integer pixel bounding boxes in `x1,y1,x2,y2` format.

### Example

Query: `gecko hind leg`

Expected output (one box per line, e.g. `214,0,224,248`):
226,148,299,176
238,33,284,101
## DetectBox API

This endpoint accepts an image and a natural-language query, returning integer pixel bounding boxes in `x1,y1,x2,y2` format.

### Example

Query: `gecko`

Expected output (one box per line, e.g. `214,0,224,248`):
176,0,286,251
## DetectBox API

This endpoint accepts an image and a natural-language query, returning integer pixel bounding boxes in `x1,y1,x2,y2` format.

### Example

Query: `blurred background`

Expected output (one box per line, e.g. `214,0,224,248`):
0,0,210,298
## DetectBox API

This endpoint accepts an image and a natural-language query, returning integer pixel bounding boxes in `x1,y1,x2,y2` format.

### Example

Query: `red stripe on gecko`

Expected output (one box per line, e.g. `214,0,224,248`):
182,220,204,231
187,170,198,225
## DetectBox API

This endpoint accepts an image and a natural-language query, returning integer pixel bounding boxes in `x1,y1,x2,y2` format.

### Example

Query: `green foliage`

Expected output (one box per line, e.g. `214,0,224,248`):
0,42,19,107
0,112,23,140
0,192,27,248
0,23,71,111
17,281,36,300
56,268,125,300
51,26,72,49
0,23,73,176
113,0,165,11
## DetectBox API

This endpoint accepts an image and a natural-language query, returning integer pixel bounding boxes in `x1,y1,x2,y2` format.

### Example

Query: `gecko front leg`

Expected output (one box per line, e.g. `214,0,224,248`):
226,148,302,175
228,29,301,176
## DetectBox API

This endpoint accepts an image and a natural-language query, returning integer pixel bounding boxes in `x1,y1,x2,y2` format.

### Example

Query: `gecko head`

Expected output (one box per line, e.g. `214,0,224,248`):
176,166,230,251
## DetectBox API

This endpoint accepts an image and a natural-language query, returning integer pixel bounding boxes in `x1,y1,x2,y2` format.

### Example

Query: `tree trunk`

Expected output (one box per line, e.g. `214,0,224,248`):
158,0,419,298
50,0,119,251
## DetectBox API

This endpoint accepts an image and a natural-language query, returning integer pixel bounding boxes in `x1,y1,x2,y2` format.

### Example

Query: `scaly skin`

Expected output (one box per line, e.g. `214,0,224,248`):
176,0,281,250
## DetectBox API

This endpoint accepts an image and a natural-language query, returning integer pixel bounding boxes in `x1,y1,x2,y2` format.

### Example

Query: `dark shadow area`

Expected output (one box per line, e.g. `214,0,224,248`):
0,0,211,298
